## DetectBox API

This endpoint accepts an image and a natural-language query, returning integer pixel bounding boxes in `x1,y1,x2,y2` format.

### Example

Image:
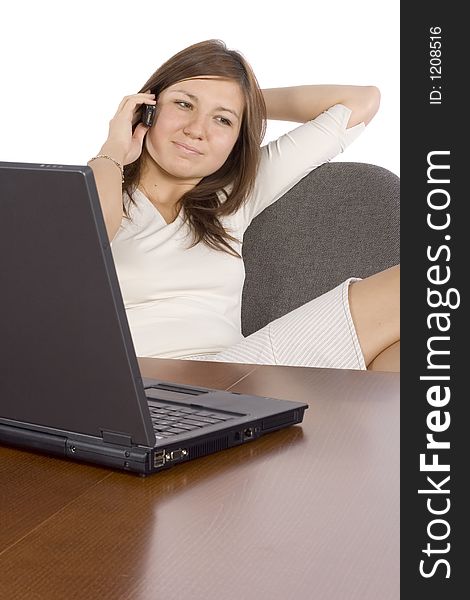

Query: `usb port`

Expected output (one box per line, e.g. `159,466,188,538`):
154,450,166,468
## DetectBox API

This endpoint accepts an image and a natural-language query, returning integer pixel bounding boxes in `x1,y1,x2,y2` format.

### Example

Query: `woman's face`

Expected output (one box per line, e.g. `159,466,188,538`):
143,76,245,182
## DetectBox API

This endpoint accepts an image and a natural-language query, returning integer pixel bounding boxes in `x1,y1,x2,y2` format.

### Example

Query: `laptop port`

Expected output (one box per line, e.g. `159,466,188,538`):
154,450,166,468
166,449,188,462
243,428,254,438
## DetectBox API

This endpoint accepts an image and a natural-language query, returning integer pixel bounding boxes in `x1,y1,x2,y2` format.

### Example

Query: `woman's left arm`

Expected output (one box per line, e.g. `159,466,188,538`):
261,85,380,127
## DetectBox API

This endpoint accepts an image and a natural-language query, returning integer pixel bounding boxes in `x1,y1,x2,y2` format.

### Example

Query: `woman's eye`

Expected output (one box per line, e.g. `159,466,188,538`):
174,101,231,126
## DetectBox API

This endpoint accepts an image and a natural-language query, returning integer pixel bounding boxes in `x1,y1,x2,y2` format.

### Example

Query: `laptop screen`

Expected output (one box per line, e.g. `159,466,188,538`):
0,162,155,446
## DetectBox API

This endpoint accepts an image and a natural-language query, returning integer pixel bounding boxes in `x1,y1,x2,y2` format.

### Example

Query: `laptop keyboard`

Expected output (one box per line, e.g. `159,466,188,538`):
147,400,237,439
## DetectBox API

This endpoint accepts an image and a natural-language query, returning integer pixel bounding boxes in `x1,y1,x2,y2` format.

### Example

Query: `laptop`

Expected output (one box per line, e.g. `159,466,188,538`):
0,161,308,475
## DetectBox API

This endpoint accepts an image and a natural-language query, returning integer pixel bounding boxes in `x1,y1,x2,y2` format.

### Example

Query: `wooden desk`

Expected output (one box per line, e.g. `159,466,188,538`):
1,360,399,600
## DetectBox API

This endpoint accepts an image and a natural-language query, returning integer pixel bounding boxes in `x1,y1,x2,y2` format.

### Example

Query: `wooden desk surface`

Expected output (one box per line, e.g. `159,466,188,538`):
1,360,399,600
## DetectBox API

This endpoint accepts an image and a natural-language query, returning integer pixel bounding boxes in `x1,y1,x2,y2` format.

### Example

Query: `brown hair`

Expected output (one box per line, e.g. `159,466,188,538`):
122,39,267,258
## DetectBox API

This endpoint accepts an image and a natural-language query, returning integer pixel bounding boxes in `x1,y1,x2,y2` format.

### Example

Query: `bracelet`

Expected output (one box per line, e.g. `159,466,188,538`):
88,154,124,183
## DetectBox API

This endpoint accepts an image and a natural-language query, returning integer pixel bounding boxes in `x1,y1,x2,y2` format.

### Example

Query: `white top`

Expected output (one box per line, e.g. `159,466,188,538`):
111,104,365,358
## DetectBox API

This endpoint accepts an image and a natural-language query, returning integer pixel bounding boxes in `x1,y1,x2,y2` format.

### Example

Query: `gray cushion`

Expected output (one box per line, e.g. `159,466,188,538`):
241,162,400,336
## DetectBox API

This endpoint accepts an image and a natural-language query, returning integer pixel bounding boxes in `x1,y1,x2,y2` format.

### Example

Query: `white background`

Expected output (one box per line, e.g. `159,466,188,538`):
0,0,399,175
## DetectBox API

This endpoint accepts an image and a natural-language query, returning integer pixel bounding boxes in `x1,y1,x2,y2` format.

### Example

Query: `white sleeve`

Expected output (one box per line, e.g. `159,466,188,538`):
235,103,365,231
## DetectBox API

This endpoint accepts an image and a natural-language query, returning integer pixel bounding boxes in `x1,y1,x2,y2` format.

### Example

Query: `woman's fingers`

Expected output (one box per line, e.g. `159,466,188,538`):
114,93,156,119
133,122,150,145
99,92,157,166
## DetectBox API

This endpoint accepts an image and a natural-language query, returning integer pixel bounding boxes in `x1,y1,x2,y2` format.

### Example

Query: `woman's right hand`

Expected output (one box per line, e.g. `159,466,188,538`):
100,91,157,166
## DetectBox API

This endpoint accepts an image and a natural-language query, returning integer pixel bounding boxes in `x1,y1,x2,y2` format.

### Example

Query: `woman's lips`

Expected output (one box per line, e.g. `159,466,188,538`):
173,141,203,155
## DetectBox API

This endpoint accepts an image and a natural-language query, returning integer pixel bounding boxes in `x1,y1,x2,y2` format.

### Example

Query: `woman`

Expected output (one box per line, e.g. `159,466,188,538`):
88,39,399,372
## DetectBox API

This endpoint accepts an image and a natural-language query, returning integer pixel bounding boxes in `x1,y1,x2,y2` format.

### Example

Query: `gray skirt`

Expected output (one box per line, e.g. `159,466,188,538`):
176,278,367,370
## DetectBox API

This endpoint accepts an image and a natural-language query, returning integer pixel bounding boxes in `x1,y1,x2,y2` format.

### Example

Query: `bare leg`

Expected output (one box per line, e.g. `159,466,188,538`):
368,340,400,372
348,264,400,370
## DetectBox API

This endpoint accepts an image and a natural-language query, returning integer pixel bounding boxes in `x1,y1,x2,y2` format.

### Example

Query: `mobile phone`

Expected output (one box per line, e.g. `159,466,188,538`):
141,104,156,127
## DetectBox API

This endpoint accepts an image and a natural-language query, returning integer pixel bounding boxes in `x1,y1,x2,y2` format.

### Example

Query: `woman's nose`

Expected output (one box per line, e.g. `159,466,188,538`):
183,113,206,138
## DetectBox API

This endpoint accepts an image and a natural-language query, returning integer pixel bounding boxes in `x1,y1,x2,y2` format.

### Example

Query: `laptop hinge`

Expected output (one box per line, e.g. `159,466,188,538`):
102,430,133,447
